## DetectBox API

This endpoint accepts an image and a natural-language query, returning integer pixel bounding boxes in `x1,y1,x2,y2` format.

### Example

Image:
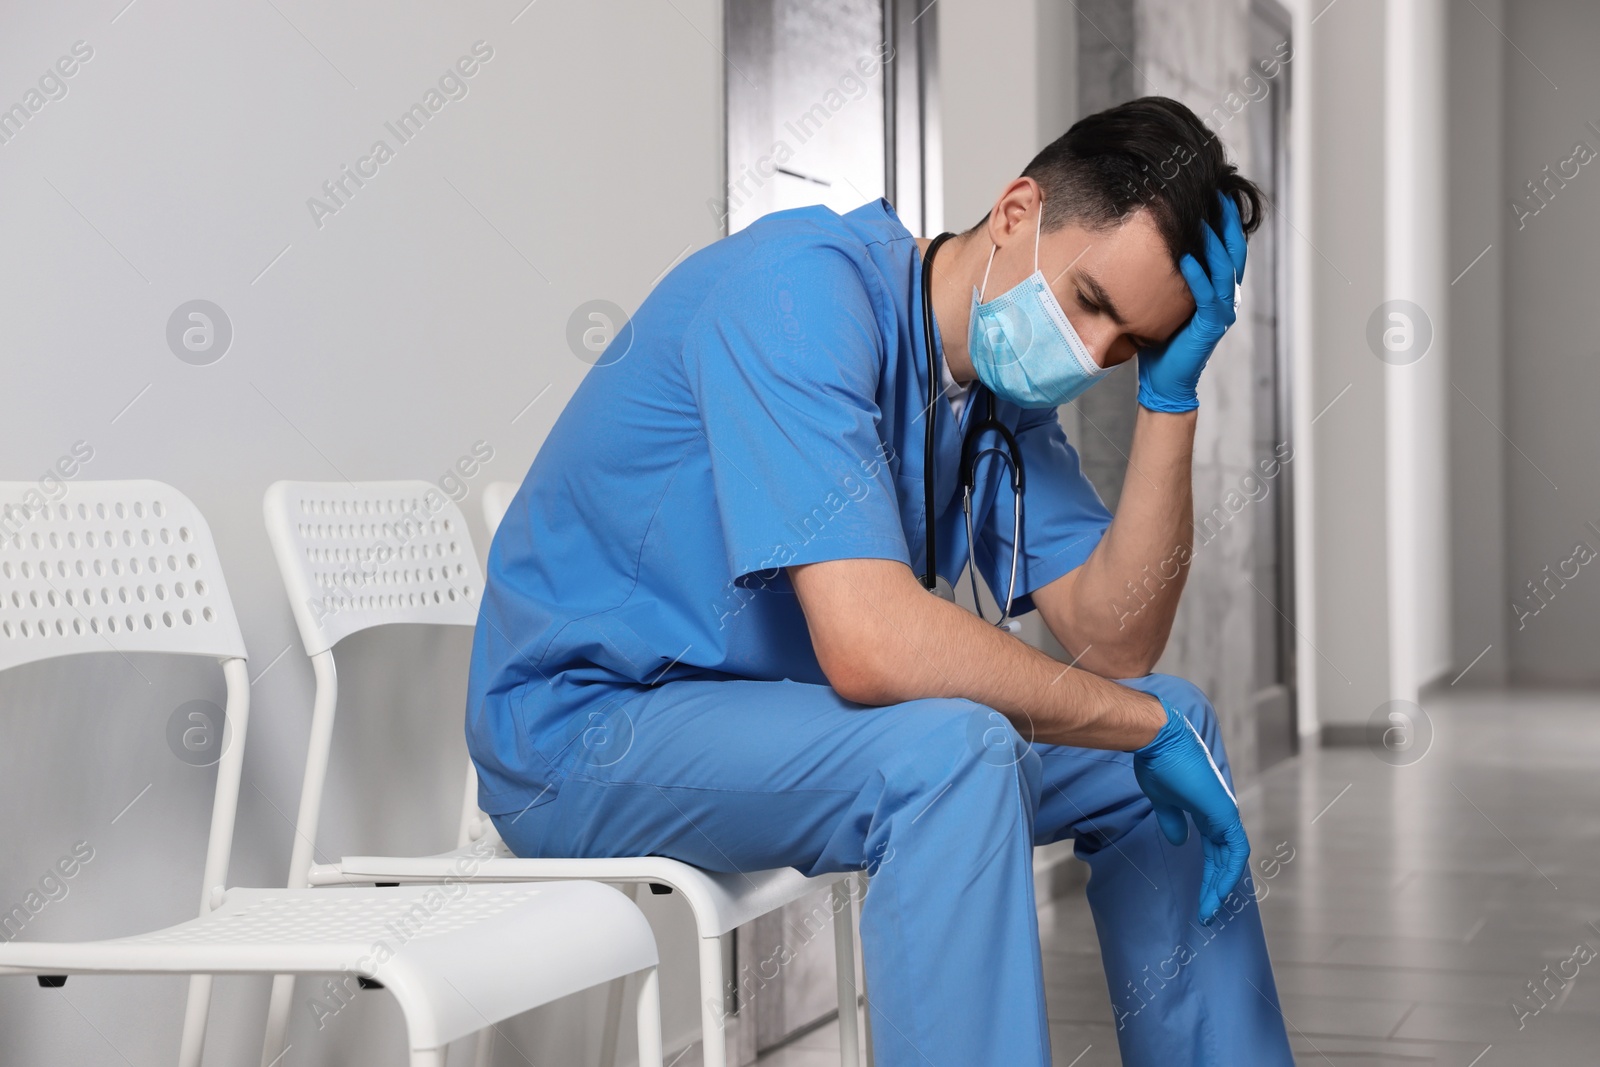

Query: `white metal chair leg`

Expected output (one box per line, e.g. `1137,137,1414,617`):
863,978,875,1067
599,884,640,1067
858,874,874,1067
636,966,664,1067
260,972,297,1067
698,934,728,1067
184,657,251,1067
177,973,214,1067
409,1049,445,1067
262,650,338,1067
456,760,483,848
470,1025,494,1067
832,880,861,1067
598,972,627,1067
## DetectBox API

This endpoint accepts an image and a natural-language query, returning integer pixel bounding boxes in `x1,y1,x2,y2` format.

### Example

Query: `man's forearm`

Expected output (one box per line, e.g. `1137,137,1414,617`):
1036,406,1197,677
791,558,1166,750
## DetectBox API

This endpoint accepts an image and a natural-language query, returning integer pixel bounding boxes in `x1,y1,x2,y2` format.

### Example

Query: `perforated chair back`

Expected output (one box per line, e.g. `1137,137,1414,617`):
0,480,247,671
263,480,485,656
481,480,519,538
0,480,254,1067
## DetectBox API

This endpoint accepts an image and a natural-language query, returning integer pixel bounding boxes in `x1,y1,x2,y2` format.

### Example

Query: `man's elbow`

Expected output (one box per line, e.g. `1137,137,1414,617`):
1042,598,1168,679
793,558,920,706
1077,636,1165,680
818,645,899,705
1098,651,1161,680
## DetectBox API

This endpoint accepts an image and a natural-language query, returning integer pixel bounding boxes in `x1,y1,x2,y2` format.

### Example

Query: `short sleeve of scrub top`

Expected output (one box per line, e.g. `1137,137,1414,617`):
681,240,912,588
970,402,1114,616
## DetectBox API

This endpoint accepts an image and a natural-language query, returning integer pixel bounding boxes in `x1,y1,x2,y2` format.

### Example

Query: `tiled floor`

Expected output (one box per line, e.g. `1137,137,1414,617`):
757,688,1600,1065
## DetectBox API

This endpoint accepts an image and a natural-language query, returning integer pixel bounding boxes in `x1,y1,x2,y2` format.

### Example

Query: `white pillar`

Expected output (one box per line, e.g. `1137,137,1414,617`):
1289,0,1320,738
1384,0,1452,701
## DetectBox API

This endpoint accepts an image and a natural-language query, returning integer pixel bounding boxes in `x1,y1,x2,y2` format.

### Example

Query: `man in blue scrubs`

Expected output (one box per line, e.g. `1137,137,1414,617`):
468,97,1294,1064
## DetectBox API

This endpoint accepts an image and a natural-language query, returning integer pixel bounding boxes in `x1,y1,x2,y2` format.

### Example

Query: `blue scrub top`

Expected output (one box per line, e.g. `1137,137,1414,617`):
466,199,1113,816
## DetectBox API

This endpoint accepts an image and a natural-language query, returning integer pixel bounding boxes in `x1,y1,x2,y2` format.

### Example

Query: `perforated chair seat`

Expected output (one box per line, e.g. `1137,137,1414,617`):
0,881,657,1053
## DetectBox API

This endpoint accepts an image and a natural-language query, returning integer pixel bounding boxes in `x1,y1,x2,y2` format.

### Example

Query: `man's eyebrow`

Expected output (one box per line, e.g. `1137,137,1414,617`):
1077,270,1128,326
1078,267,1164,349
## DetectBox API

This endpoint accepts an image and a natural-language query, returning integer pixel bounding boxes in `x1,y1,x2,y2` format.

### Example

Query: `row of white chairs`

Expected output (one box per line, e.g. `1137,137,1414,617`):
0,479,870,1067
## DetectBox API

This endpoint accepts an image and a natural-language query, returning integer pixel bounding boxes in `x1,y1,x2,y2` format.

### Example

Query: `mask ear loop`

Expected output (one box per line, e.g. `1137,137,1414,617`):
978,243,998,303
1033,203,1042,274
980,202,1045,303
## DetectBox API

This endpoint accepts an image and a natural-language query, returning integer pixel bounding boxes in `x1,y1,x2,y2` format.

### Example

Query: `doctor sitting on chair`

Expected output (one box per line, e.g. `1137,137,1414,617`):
467,96,1295,1066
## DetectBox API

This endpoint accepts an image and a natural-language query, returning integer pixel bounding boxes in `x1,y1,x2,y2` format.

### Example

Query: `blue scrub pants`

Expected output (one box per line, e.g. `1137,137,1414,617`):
490,672,1294,1066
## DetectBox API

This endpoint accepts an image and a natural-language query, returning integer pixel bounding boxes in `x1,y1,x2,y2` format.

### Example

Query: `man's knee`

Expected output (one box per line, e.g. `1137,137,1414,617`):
887,697,1041,793
1120,673,1224,755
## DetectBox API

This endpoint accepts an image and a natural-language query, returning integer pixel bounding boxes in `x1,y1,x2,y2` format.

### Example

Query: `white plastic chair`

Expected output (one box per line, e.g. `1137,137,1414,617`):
261,479,869,1067
479,480,518,551
0,480,662,1067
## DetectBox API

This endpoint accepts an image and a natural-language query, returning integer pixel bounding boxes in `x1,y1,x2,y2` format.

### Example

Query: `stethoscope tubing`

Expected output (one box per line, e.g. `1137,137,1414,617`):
920,231,956,595
919,233,1026,628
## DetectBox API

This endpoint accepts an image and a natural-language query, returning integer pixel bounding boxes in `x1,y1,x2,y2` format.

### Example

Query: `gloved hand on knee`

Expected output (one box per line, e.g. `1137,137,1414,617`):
1132,698,1250,924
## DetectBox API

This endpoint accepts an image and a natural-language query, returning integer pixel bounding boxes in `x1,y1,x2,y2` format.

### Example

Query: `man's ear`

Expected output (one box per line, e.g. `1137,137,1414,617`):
986,177,1044,248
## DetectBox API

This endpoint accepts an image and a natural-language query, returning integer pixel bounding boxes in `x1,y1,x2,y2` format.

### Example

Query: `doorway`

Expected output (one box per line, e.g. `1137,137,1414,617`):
723,0,936,236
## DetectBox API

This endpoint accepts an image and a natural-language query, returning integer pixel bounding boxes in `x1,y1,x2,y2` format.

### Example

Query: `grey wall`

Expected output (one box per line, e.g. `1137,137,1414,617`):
0,1,722,1063
1063,0,1303,784
1447,0,1509,686
1126,0,1270,786
951,0,1306,785
1502,0,1600,685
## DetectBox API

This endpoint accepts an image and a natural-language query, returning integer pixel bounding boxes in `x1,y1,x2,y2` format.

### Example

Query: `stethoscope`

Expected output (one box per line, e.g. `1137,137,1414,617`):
919,232,1024,632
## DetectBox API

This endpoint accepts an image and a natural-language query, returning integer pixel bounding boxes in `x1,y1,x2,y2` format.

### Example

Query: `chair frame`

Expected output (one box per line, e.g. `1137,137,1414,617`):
260,478,871,1067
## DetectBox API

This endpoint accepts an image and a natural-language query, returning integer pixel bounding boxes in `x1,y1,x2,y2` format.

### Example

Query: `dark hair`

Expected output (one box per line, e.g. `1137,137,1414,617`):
982,96,1263,268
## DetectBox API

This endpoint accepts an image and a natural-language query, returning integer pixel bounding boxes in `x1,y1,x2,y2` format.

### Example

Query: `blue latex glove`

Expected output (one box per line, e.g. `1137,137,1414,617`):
1133,698,1250,924
1136,193,1250,413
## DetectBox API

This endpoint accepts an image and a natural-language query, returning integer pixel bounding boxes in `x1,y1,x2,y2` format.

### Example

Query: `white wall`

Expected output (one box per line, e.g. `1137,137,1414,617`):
1300,0,1544,721
1447,0,1508,686
1384,0,1453,699
1502,0,1600,684
939,0,1073,231
0,2,722,1063
1300,0,1392,729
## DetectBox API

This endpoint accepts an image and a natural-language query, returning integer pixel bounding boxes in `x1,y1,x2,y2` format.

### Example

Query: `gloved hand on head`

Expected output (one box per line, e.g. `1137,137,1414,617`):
1132,696,1251,924
1135,191,1250,414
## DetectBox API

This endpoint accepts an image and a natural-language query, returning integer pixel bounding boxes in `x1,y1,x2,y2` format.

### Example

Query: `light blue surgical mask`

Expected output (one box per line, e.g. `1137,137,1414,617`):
967,210,1110,409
